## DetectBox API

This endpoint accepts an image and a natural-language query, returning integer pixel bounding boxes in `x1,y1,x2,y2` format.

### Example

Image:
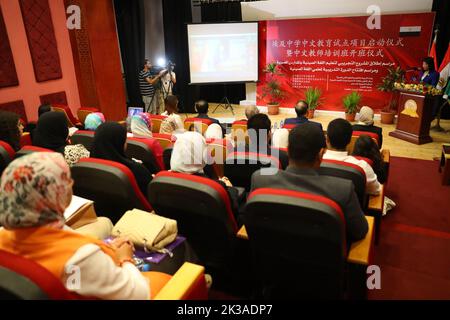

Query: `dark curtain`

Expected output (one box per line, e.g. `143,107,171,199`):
162,0,194,112
432,0,450,65
114,0,145,108
198,1,246,106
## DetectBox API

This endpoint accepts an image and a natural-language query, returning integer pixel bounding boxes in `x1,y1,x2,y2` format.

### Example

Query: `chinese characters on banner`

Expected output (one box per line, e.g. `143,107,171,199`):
257,13,435,110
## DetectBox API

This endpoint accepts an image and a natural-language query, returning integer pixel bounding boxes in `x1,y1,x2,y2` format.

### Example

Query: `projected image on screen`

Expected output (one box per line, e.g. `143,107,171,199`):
188,23,258,84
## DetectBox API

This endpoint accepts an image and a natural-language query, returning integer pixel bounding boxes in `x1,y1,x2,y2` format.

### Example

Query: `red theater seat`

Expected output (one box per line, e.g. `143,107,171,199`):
353,156,374,167
347,131,379,154
0,250,77,300
184,118,213,134
282,123,297,130
148,171,239,287
206,138,233,178
0,140,15,175
224,151,281,192
52,104,82,127
16,146,54,158
149,114,167,133
245,188,347,299
318,159,367,207
71,158,152,223
126,137,164,173
70,130,95,151
153,133,175,150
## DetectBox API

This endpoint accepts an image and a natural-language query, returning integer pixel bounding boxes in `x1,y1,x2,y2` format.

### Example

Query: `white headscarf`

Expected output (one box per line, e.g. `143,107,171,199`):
204,123,223,139
170,131,207,174
272,128,289,149
358,106,374,126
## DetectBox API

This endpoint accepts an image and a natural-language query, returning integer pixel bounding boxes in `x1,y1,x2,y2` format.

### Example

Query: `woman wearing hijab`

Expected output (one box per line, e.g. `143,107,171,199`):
0,111,23,151
131,112,153,138
352,106,383,148
33,112,89,166
170,131,241,222
204,123,223,140
0,152,171,299
91,122,152,194
84,112,106,131
271,128,289,149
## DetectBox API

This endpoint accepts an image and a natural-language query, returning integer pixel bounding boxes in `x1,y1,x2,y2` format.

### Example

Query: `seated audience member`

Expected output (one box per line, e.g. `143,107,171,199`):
0,111,23,151
84,112,106,131
160,95,184,135
244,105,259,121
323,118,381,195
170,131,241,220
284,100,323,131
194,100,220,125
131,112,153,138
91,122,152,194
38,103,52,117
33,112,89,167
352,135,387,184
0,152,171,299
272,128,289,149
204,123,223,140
251,123,368,242
239,113,288,169
352,106,383,148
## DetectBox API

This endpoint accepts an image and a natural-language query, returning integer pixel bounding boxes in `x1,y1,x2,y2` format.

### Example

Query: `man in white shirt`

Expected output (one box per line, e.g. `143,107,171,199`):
323,118,381,195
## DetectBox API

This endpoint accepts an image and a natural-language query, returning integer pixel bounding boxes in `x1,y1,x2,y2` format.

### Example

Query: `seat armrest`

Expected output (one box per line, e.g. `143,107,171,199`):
237,225,249,240
368,184,384,212
347,216,374,265
154,262,208,300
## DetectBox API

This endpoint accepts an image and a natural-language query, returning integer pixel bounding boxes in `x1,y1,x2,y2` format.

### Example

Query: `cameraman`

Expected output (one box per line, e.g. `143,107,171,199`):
159,63,177,112
139,59,166,114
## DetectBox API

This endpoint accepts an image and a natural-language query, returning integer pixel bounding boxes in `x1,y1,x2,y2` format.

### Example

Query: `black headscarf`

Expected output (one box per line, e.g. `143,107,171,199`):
91,122,133,165
32,112,69,153
91,122,152,194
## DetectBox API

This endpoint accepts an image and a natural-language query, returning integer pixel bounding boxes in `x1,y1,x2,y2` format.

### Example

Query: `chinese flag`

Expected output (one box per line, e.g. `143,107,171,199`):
429,31,438,70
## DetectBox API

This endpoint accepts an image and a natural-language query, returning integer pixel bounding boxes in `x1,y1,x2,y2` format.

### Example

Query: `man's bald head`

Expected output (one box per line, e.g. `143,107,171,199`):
245,105,259,120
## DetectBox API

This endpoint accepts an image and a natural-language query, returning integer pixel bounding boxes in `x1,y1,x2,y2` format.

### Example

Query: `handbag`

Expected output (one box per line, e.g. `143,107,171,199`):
112,209,177,254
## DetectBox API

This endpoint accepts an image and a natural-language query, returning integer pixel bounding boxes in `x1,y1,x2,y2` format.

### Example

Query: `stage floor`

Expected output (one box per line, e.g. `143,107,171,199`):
182,104,450,161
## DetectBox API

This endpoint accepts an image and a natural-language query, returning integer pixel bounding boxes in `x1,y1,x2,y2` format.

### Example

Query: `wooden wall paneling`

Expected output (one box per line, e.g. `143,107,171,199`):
0,4,19,88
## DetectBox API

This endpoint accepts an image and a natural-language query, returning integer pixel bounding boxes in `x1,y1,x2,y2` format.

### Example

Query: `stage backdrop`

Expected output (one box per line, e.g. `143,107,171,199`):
257,13,435,111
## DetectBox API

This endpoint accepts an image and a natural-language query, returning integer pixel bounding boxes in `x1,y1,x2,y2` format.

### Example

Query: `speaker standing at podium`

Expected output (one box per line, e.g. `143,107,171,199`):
419,57,440,87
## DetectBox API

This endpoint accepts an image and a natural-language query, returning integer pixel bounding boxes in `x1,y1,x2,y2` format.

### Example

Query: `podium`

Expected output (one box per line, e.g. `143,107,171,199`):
389,90,436,145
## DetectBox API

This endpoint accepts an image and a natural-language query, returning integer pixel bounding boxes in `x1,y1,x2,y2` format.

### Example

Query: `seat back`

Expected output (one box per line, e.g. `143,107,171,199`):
71,158,152,223
282,123,297,130
347,131,379,154
148,171,238,272
224,151,281,192
15,146,54,158
231,120,248,144
20,132,32,147
77,107,100,125
0,250,76,300
163,147,173,170
126,137,163,173
353,156,374,167
52,104,81,127
153,133,175,150
245,188,347,299
184,118,213,135
206,138,233,178
149,114,167,133
318,159,367,206
0,140,15,176
70,130,95,151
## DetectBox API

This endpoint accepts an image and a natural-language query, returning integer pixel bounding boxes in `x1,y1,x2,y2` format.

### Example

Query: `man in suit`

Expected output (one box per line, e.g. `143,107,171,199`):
284,100,323,131
323,118,381,195
251,123,368,242
194,100,220,125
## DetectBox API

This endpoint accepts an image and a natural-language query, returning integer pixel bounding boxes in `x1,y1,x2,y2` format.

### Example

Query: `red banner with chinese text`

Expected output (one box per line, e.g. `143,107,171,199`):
257,13,435,111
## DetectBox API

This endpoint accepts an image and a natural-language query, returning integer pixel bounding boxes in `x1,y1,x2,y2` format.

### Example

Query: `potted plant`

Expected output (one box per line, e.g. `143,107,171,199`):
378,66,405,124
262,62,284,115
342,91,361,122
304,87,322,119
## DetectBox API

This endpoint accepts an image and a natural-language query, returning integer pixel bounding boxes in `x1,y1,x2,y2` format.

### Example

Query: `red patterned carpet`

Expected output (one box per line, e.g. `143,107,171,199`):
369,157,450,299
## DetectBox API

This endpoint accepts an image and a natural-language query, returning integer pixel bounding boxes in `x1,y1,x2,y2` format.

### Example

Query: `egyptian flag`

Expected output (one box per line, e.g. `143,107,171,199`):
429,31,438,70
438,42,450,90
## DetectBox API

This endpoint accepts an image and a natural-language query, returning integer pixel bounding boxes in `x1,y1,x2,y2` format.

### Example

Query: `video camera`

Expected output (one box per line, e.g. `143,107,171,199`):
151,61,175,76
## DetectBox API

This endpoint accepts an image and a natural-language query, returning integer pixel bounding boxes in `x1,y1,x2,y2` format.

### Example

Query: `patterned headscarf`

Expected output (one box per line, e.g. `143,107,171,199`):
131,112,153,138
84,112,106,131
358,106,374,126
0,152,73,229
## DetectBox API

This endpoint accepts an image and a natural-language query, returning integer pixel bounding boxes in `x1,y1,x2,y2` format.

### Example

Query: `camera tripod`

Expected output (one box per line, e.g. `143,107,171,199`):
213,84,235,115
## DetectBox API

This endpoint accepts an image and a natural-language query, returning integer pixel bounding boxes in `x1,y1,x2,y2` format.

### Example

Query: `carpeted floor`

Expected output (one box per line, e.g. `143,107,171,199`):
368,156,450,299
